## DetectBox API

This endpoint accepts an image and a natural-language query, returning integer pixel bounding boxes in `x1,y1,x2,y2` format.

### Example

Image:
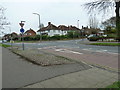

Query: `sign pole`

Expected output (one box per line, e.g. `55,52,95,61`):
22,32,24,50
19,21,25,50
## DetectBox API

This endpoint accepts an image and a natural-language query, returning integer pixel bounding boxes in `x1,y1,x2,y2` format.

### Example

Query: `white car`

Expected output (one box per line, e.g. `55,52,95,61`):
0,40,2,43
102,35,107,37
2,40,7,43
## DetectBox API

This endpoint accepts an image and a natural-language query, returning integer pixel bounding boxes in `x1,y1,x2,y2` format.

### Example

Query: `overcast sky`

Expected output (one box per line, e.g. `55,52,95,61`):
0,0,115,34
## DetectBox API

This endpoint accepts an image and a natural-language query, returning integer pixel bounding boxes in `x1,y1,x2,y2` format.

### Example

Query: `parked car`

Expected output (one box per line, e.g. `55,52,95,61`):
2,40,7,43
0,40,2,43
87,34,99,41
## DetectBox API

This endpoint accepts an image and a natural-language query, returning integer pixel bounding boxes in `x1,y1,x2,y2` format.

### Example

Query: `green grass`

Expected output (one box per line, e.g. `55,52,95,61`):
0,44,11,48
106,81,120,88
89,43,120,46
14,41,39,43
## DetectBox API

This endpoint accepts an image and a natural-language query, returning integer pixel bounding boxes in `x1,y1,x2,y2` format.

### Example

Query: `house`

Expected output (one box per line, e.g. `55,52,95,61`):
37,22,81,36
2,34,11,41
11,32,18,38
24,28,36,37
81,26,101,35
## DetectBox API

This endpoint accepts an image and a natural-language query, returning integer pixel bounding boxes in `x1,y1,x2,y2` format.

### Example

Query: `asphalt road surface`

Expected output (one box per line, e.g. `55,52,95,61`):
11,39,118,54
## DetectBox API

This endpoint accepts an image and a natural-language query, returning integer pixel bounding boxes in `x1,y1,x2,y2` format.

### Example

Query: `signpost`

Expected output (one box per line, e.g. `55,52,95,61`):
19,21,25,50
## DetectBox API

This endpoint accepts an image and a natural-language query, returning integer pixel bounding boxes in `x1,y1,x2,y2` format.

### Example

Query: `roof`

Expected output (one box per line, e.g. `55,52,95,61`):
11,32,18,35
68,26,80,31
25,28,36,34
37,22,80,32
38,22,58,32
58,25,69,30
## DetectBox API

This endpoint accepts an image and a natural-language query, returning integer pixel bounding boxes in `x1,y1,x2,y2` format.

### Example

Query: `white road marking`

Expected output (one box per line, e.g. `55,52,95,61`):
55,49,83,55
82,48,118,54
107,52,118,55
38,46,56,49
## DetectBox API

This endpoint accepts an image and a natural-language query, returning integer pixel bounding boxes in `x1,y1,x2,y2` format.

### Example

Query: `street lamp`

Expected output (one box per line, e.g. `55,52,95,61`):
81,29,84,41
6,26,12,48
33,13,42,41
77,20,79,28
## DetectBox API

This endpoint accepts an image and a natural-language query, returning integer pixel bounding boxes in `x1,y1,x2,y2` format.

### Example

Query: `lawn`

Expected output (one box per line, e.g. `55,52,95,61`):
0,44,11,48
106,81,120,88
89,43,120,46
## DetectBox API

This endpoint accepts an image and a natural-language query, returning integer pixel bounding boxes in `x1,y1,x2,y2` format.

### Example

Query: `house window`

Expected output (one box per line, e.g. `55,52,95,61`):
48,30,50,33
53,30,56,32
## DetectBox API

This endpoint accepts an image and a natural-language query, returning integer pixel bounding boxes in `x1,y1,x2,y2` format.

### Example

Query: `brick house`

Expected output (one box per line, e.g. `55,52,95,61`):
24,28,36,37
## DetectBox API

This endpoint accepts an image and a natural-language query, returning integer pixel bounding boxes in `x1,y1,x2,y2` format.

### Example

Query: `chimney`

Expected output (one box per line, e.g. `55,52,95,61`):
82,26,83,29
48,22,51,25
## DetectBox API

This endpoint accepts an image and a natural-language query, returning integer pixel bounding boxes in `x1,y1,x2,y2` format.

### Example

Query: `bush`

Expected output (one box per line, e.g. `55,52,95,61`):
50,35,61,40
24,36,33,41
42,35,48,40
60,35,68,40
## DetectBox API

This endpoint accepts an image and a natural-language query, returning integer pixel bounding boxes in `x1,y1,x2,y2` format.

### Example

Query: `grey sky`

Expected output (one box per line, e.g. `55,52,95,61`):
1,0,115,34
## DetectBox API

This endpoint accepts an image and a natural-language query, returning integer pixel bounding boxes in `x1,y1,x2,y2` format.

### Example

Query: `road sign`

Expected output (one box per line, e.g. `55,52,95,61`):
20,28,24,33
19,23,24,27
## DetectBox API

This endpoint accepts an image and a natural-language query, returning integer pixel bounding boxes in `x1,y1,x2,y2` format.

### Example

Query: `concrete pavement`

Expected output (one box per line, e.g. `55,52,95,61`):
24,67,118,88
2,47,91,88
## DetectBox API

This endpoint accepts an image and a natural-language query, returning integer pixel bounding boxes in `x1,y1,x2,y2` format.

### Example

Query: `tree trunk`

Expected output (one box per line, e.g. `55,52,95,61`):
115,1,120,42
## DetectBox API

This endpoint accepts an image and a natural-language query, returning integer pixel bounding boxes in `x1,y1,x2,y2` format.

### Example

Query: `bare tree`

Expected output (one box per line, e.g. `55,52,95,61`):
0,6,10,37
83,0,120,41
88,14,99,29
0,6,10,30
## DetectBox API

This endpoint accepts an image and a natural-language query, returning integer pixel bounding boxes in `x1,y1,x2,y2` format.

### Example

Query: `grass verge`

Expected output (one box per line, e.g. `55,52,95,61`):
89,43,120,46
106,81,120,88
0,43,11,48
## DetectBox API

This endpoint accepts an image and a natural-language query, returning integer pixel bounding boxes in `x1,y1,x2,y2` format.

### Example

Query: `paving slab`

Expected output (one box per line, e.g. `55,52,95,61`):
24,67,118,88
2,47,91,88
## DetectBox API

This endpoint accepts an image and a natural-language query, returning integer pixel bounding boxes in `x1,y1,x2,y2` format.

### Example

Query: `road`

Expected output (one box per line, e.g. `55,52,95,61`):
8,39,118,70
11,39,118,54
2,39,119,88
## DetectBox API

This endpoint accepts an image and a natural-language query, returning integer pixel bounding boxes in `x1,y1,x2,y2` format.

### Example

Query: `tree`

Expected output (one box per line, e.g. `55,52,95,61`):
102,17,116,29
84,0,120,41
88,14,99,29
0,6,10,36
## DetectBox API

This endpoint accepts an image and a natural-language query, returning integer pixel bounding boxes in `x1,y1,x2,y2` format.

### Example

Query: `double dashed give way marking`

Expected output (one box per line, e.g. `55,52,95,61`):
55,49,83,55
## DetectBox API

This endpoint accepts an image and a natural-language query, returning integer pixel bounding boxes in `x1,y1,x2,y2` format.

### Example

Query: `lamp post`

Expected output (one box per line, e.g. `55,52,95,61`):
33,13,42,41
115,0,120,41
81,29,84,41
77,20,79,28
6,26,12,48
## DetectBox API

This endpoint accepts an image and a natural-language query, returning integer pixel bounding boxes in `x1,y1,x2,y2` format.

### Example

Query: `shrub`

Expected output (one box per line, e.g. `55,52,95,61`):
24,36,33,41
60,35,68,40
42,35,48,40
50,35,61,40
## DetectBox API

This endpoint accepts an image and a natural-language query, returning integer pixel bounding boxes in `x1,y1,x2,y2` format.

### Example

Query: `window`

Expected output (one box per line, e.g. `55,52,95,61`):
53,30,56,32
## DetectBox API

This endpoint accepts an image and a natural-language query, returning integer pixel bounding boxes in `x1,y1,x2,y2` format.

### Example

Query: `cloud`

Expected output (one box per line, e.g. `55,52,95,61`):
1,0,92,3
